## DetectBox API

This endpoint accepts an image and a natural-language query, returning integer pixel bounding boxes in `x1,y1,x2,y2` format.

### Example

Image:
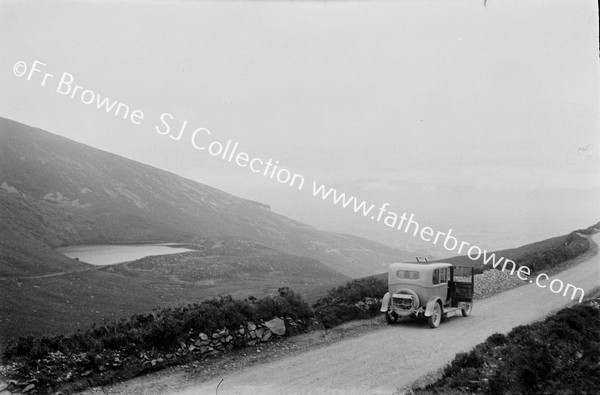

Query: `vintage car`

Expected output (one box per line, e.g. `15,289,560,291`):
380,260,474,328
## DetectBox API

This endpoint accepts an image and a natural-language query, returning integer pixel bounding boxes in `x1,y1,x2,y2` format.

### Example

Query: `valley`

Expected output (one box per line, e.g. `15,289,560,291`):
0,117,419,345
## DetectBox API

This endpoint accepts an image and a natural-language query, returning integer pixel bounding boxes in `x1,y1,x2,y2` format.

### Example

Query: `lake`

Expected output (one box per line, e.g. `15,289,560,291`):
55,243,196,266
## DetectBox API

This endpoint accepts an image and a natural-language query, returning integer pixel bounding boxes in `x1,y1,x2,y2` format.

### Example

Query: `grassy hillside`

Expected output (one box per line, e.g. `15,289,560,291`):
0,238,348,347
0,117,412,278
0,194,93,277
432,223,598,274
114,238,344,283
2,288,315,394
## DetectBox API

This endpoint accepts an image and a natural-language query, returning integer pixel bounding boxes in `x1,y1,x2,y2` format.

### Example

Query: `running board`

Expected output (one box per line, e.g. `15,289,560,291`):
442,307,462,318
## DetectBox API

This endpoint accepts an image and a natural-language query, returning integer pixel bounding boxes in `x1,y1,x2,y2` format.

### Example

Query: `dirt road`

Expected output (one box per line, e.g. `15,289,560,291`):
87,234,600,395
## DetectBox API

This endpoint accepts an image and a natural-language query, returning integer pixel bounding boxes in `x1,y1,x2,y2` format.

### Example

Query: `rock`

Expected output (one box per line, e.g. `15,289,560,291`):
264,318,286,336
256,328,264,338
81,370,93,377
212,333,221,339
247,322,257,331
238,328,245,335
262,332,272,342
188,345,196,352
249,330,256,339
22,384,35,393
225,335,233,343
199,333,209,341
199,346,209,354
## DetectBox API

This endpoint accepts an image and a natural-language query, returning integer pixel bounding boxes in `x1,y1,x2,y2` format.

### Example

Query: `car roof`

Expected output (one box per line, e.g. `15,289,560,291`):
389,262,452,271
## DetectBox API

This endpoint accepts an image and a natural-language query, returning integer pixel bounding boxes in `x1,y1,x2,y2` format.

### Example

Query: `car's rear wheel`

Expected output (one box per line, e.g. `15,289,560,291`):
385,311,398,324
461,302,472,317
428,302,442,328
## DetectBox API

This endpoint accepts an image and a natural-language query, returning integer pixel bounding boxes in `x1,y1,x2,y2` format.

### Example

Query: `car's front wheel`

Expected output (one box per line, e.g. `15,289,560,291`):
461,302,472,317
428,302,442,328
385,311,398,324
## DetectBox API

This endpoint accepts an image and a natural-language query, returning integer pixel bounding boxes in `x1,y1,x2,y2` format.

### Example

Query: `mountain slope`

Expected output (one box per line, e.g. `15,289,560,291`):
0,117,412,278
0,237,349,343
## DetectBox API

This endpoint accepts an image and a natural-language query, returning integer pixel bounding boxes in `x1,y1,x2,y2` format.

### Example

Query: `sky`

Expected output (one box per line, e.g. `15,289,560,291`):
1,0,599,256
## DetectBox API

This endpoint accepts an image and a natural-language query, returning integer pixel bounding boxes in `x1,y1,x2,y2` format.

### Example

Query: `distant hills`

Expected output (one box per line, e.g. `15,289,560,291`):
0,117,414,279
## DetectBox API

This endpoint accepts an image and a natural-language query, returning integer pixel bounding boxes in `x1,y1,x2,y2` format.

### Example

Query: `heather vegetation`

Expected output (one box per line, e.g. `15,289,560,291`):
441,222,599,274
312,277,388,328
512,231,591,273
415,293,600,394
2,288,313,393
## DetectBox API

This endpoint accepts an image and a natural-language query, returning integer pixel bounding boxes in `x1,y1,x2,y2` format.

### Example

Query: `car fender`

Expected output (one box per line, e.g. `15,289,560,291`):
380,292,390,312
424,296,442,317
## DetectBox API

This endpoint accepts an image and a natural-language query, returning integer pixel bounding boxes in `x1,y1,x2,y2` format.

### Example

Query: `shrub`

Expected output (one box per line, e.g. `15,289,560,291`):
254,287,313,323
486,332,506,347
515,233,590,273
2,290,314,377
312,277,387,328
572,221,600,235
416,295,600,394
